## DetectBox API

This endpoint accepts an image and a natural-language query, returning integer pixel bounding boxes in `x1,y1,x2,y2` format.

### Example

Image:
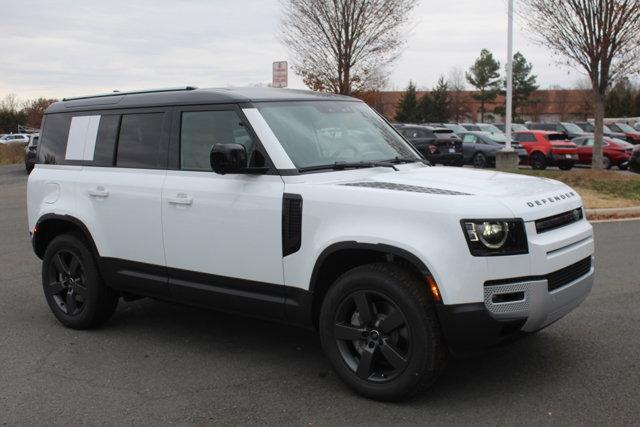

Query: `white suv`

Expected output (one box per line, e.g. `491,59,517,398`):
27,87,594,401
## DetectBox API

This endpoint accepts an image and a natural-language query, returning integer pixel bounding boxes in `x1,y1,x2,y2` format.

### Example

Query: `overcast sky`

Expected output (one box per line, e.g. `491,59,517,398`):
2,0,589,101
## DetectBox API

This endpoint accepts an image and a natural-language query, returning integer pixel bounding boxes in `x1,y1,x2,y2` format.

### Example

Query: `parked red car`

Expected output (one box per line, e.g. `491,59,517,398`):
513,131,578,170
572,136,633,169
607,122,640,144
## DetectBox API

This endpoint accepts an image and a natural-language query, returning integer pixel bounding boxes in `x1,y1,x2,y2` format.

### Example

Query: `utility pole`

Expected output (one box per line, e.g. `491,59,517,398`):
505,0,513,151
496,0,520,170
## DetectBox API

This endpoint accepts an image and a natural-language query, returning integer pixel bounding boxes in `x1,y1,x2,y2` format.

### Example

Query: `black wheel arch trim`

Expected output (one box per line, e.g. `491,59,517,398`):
309,241,432,293
33,213,100,260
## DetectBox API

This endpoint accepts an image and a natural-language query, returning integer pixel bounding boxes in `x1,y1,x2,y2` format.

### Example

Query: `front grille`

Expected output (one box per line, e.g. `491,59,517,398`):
484,256,592,292
547,257,592,291
535,208,583,234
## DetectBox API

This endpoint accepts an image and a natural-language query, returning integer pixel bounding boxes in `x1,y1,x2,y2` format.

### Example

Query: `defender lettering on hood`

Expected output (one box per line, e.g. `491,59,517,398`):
526,192,577,208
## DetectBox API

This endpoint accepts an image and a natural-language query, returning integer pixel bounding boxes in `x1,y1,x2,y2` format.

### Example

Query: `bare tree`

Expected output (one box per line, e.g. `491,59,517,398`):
0,94,20,113
519,0,640,169
447,67,470,122
280,0,419,95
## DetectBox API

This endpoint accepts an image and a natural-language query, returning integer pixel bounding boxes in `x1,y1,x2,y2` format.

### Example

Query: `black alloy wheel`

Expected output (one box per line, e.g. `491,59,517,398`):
319,263,446,401
42,233,119,329
46,250,88,316
333,290,410,382
530,152,547,170
473,152,487,168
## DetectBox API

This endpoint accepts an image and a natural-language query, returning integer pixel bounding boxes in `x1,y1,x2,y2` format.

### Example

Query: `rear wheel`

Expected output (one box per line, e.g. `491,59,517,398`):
472,152,487,168
42,233,119,329
602,156,612,169
319,263,446,401
530,152,547,170
558,162,573,171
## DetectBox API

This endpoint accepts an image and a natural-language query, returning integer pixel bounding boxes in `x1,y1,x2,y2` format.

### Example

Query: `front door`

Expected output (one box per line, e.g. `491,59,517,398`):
161,105,286,317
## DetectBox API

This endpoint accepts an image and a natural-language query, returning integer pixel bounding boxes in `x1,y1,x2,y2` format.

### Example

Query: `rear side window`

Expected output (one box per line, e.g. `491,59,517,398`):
38,114,72,165
180,110,255,171
92,115,120,167
116,113,166,169
515,133,536,142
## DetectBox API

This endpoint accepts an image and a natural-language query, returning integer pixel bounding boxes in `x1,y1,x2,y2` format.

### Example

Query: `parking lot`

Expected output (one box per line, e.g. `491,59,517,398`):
1,163,639,425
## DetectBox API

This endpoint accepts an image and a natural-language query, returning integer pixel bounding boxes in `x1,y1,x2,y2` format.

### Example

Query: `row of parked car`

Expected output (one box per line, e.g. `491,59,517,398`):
393,121,640,173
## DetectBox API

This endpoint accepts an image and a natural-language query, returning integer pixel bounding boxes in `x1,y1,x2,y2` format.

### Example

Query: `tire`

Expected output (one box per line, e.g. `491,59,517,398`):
42,233,119,329
602,156,612,170
558,162,573,171
530,152,547,170
319,263,446,401
472,152,487,169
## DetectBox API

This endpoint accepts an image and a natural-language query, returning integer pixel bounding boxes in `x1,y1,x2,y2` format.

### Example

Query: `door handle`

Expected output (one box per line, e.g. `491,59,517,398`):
88,186,109,198
167,193,193,206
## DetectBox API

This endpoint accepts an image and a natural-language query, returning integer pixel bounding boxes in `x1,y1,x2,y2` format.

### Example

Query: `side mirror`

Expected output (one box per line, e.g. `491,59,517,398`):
210,143,246,175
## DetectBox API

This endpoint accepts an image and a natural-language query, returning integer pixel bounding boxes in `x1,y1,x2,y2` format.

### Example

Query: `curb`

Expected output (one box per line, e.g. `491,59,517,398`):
586,206,640,222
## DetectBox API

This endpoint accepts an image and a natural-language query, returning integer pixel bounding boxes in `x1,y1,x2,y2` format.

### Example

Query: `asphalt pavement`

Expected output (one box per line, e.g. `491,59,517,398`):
1,164,639,425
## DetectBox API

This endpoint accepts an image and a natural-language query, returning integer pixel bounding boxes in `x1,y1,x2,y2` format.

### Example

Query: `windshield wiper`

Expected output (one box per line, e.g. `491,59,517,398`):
388,156,432,166
298,161,399,173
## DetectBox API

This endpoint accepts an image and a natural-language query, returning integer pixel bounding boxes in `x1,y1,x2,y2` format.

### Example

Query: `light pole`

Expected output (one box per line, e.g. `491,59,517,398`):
496,0,519,169
505,0,514,151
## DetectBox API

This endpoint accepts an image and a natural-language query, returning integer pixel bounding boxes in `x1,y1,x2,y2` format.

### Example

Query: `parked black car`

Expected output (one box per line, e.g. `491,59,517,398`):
24,133,39,173
527,122,590,140
630,144,640,173
460,132,528,168
574,122,627,141
395,124,463,166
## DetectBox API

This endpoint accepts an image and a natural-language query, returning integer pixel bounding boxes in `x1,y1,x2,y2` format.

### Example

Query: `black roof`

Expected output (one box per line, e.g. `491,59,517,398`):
46,87,357,114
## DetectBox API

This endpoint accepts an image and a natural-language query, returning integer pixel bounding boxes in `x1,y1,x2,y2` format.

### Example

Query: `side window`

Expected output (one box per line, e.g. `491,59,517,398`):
585,138,594,147
93,115,120,167
116,113,167,169
462,134,476,143
180,110,255,171
37,114,72,165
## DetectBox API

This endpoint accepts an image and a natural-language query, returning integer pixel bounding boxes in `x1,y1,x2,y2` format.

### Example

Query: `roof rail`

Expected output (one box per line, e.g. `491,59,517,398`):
62,86,198,101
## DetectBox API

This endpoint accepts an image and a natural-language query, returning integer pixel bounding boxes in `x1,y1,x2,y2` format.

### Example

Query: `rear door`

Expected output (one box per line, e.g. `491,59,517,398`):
74,110,171,298
161,105,286,318
577,138,594,163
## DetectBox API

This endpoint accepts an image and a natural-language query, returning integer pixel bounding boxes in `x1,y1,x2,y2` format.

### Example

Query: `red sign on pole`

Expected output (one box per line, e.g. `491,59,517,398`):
272,61,288,88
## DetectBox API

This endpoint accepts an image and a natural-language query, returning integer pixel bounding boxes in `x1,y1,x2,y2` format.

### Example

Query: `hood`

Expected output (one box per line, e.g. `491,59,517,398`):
330,166,582,221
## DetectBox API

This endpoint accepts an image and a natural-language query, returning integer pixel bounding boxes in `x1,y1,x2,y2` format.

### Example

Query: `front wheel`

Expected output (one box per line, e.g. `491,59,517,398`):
42,233,119,329
319,263,446,401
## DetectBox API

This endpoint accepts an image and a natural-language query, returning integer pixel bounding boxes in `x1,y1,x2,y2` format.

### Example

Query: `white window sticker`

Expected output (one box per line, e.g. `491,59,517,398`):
65,115,101,161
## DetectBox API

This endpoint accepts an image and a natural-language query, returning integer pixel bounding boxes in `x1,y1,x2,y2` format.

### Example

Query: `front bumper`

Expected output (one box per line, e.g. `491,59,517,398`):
437,257,593,352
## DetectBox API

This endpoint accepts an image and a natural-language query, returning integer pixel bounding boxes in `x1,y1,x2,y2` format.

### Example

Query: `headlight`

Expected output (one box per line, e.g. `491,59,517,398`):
461,219,528,256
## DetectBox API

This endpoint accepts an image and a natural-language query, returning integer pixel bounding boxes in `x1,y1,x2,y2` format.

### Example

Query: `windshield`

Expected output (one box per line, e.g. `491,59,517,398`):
256,101,420,169
512,124,528,131
561,122,585,134
488,133,509,143
443,124,466,133
615,122,636,132
547,133,568,141
478,124,502,133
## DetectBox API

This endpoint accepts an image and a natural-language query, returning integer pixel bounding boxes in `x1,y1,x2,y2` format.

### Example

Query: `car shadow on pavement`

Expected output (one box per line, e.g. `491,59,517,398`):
100,296,576,406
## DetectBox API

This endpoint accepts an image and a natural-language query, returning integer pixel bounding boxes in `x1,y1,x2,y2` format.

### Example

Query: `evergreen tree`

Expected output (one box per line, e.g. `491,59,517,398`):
606,78,635,117
508,52,538,120
395,81,420,123
466,49,501,122
418,92,433,123
429,76,450,123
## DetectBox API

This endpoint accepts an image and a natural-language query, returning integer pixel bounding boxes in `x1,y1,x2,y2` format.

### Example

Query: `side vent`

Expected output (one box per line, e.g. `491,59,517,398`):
282,194,303,257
